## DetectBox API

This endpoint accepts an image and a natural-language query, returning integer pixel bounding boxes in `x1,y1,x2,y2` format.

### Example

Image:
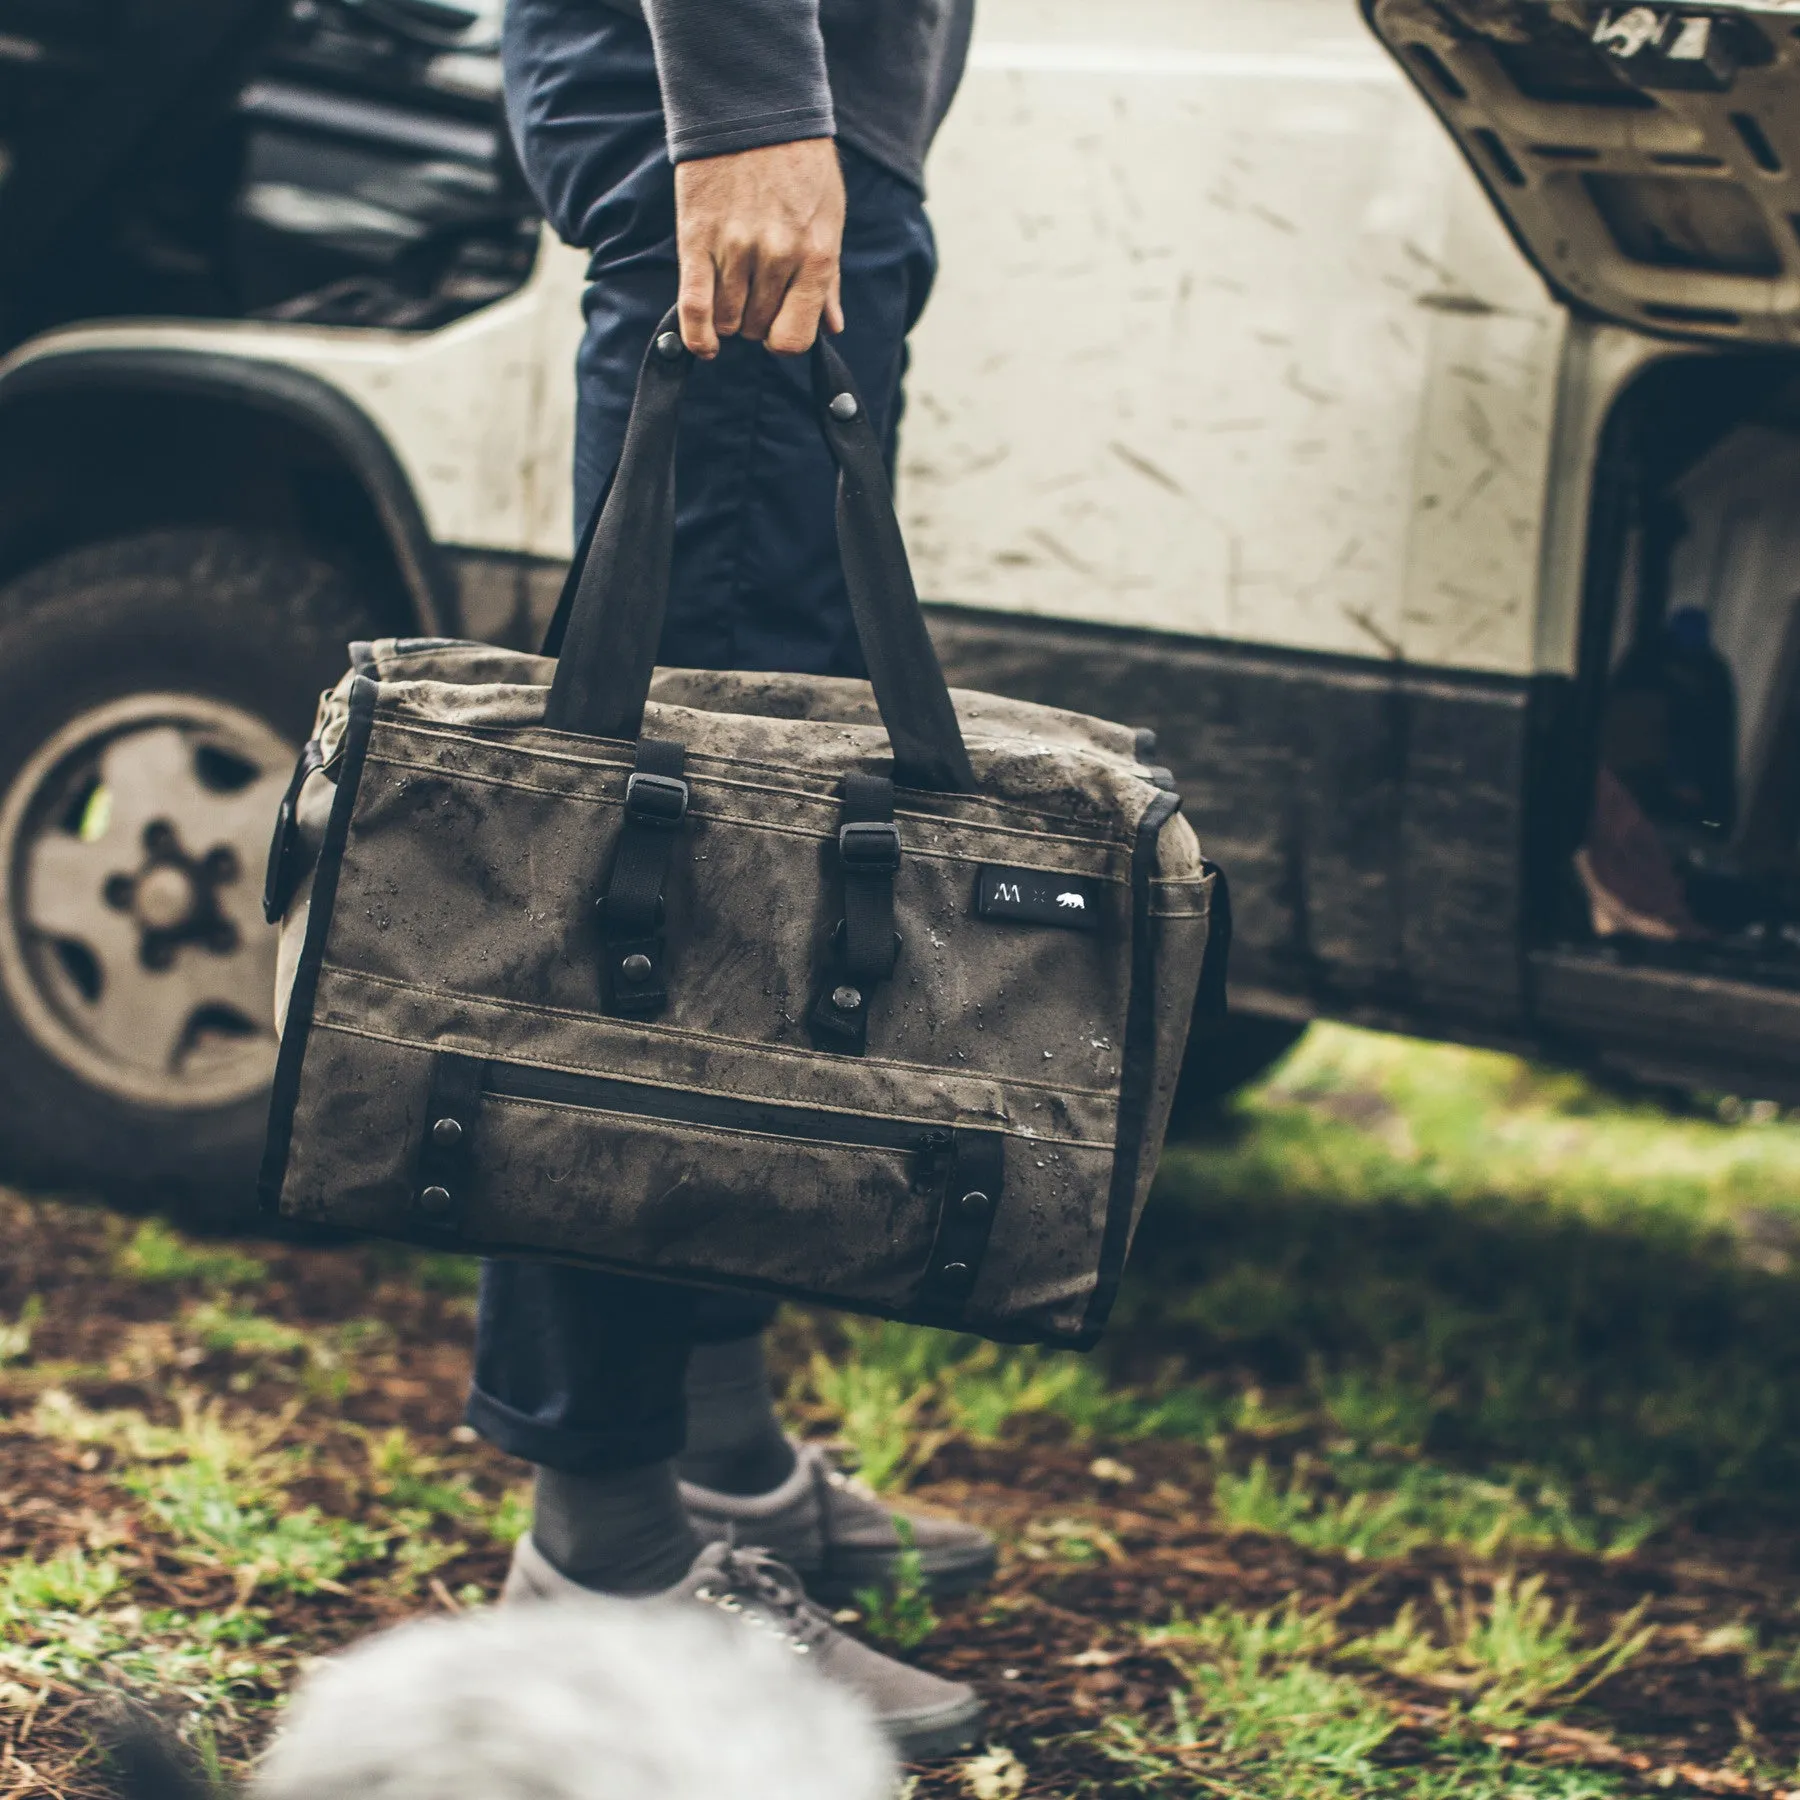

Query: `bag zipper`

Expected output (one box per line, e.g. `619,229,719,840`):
485,1061,958,1163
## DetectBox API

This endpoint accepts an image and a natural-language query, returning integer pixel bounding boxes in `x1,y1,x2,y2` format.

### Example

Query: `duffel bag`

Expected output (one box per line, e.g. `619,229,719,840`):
259,315,1223,1348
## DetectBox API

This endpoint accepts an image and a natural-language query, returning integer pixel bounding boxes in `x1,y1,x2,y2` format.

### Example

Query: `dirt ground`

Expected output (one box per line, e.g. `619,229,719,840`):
4,1171,1800,1800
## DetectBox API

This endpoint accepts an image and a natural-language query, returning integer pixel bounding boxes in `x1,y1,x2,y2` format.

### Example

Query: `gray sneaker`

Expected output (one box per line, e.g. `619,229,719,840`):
504,1533,986,1762
681,1442,998,1604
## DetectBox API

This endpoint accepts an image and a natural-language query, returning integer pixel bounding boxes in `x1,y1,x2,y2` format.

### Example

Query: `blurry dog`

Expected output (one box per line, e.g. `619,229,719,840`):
104,1597,895,1800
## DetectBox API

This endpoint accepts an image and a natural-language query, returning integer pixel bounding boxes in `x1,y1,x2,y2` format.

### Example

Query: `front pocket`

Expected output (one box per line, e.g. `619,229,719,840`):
414,1055,1005,1314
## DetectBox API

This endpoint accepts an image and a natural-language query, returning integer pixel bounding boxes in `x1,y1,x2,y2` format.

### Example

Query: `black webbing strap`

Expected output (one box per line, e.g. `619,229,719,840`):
262,737,323,924
544,311,975,794
411,1051,486,1238
598,738,688,1017
810,773,900,1055
914,1130,1006,1321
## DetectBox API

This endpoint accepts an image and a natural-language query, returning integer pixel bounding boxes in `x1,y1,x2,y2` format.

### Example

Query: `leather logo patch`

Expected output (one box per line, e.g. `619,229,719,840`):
975,866,1105,933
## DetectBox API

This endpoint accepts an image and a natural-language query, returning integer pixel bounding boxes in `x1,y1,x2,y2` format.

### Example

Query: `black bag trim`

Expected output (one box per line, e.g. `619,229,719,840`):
1077,787,1182,1344
410,1051,488,1238
810,772,900,1056
262,737,323,925
1196,859,1232,1019
258,674,380,1216
597,737,687,1018
913,1129,1005,1322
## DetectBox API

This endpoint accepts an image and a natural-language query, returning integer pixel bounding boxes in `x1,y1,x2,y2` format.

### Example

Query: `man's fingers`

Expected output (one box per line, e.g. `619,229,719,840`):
713,238,752,339
739,241,801,343
824,267,845,339
765,252,835,355
671,139,846,356
676,250,719,358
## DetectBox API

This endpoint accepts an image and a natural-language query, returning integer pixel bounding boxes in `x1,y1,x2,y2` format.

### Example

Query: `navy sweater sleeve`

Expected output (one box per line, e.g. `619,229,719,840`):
640,0,837,162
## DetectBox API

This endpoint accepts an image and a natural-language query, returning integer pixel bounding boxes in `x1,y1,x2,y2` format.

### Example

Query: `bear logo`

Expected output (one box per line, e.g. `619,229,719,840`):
1057,892,1087,910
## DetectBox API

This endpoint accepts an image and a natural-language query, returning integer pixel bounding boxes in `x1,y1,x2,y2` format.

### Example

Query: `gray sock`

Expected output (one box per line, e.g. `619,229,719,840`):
531,1460,701,1596
676,1335,798,1497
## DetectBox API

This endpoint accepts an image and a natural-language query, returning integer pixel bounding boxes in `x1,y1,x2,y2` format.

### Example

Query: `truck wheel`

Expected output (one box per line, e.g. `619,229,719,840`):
1165,1012,1309,1139
0,529,381,1218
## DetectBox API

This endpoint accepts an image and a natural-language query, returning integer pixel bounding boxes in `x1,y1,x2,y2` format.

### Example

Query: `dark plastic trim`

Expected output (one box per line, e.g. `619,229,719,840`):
1080,785,1183,1346
0,345,454,630
257,673,380,1216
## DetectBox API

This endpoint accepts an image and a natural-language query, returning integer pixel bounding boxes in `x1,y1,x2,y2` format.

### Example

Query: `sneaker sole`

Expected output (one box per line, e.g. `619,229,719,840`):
885,1695,987,1762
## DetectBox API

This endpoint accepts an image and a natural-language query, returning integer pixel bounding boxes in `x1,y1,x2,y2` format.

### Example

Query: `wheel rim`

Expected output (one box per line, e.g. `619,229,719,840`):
0,694,295,1112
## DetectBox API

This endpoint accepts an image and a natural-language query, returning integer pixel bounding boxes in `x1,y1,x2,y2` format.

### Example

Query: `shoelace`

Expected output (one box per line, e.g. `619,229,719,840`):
692,1545,835,1656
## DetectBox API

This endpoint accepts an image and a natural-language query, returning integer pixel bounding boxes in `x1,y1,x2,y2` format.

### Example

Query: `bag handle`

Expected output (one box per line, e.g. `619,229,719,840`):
543,310,976,795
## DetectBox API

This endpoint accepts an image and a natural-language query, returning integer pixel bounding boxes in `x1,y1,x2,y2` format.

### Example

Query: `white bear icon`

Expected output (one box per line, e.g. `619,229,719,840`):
1056,893,1086,910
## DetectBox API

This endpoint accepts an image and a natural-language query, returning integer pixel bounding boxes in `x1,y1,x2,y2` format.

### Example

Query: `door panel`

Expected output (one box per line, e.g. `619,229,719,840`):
904,0,1566,677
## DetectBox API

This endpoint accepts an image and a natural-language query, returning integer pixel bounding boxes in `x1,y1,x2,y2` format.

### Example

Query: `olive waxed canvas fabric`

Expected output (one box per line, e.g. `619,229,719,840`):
262,643,1212,1345
259,322,1215,1347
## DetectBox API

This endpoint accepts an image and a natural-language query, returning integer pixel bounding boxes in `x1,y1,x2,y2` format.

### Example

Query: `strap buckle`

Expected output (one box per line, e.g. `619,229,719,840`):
839,820,901,871
625,770,689,826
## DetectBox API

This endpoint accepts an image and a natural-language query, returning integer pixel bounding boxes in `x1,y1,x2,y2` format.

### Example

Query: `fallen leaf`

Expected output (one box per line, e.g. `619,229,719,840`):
961,1746,1027,1800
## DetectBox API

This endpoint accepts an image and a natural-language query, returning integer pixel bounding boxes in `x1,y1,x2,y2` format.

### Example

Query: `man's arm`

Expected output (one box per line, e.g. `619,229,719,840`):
641,0,846,358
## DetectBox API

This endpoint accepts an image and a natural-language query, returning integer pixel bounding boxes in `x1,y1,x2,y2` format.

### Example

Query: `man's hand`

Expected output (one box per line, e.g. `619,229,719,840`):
674,138,846,358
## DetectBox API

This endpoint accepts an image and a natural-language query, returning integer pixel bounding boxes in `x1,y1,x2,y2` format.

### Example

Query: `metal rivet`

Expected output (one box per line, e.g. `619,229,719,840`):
943,1260,970,1278
960,1189,989,1218
420,1185,452,1215
832,984,863,1012
655,331,683,360
828,391,858,421
432,1117,463,1149
621,952,654,984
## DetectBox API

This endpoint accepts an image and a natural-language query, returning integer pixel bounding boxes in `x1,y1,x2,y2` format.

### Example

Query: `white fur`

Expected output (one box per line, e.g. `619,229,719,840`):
255,1599,895,1800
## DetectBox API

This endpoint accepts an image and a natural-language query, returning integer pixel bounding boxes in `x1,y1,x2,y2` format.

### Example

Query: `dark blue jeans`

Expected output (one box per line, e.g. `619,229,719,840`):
467,0,937,1474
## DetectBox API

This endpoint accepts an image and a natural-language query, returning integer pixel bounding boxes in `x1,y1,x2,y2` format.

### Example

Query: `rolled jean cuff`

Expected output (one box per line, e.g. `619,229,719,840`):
464,1385,687,1475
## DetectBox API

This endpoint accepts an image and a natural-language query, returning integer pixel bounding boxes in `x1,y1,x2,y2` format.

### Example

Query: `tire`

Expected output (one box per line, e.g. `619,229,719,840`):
1164,1011,1309,1140
0,529,383,1221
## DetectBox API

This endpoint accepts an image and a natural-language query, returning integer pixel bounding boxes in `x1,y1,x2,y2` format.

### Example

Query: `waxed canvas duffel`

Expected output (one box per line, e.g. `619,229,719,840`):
258,317,1222,1348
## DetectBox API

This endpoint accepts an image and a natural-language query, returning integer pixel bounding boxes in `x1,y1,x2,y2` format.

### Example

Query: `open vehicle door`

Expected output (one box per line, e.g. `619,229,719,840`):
1363,0,1800,344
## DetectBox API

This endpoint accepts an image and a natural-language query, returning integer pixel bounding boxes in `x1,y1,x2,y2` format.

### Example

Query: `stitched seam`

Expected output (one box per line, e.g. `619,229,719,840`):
484,1092,981,1154
306,1020,1117,1148
357,751,1129,862
371,714,1147,832
314,965,1122,1101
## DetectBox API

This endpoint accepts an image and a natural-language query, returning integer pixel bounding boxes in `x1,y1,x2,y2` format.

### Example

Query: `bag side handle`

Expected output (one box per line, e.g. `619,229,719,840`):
543,310,977,795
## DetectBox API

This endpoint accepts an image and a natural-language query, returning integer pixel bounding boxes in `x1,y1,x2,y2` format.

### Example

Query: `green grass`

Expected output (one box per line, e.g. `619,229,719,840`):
0,1295,42,1366
184,1302,309,1361
1114,1024,1800,1520
29,1387,384,1598
114,1219,267,1291
1213,1454,1661,1563
1100,1600,1401,1797
792,1027,1800,1534
1363,1575,1653,1725
0,1545,282,1713
852,1520,939,1651
1095,1592,1647,1799
123,1460,383,1597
